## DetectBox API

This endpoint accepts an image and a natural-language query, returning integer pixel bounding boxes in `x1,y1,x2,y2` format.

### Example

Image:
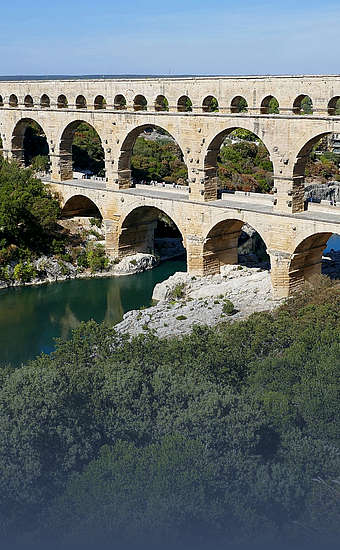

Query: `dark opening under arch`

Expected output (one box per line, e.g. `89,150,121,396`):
119,205,185,261
12,118,49,169
59,120,105,180
61,195,102,218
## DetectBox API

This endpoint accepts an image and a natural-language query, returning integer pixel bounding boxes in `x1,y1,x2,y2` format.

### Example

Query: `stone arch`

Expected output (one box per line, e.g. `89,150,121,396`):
202,218,270,275
154,95,169,111
9,94,18,107
118,205,186,259
114,94,127,110
57,94,68,108
293,94,313,115
260,95,279,114
293,131,332,179
133,95,147,111
177,95,192,112
117,123,187,188
58,120,105,180
24,95,34,108
328,96,340,116
11,118,50,166
231,96,248,113
40,94,50,108
76,95,87,109
203,125,273,198
202,96,219,112
94,95,106,110
61,194,103,218
289,232,334,290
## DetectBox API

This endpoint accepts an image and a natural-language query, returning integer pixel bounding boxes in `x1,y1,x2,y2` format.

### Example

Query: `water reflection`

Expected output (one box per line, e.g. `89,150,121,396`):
0,259,186,367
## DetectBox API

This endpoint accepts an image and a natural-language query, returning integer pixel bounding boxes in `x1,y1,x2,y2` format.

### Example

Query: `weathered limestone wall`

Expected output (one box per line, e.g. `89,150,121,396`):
1,75,340,213
49,182,340,299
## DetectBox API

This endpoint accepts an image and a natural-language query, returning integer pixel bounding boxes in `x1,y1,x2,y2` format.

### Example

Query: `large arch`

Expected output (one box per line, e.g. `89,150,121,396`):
202,218,270,275
58,120,105,180
292,131,336,182
117,124,187,188
61,194,103,218
117,205,186,260
203,125,273,197
11,118,50,166
289,232,334,290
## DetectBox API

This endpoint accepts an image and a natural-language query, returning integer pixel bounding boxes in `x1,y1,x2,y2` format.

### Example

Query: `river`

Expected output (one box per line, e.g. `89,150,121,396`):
0,258,186,367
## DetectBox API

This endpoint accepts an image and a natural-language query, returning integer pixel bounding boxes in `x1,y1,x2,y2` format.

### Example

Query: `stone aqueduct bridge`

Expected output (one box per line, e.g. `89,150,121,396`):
1,75,340,298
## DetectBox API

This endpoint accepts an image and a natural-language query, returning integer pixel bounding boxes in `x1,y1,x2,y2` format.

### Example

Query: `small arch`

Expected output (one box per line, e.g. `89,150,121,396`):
119,205,185,260
57,94,68,109
9,94,18,108
0,95,3,107
61,195,102,218
76,95,87,109
293,95,313,115
40,94,50,108
155,95,169,112
114,94,127,110
133,95,147,111
24,95,34,108
202,96,219,113
177,95,192,112
328,96,340,116
230,96,248,113
260,95,279,114
94,95,106,110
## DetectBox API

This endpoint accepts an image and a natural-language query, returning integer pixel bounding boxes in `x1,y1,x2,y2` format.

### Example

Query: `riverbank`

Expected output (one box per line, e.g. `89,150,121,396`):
115,250,340,339
115,265,278,339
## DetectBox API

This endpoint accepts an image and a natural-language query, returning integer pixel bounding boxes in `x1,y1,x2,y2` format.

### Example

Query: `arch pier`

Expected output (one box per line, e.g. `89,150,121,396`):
1,75,340,298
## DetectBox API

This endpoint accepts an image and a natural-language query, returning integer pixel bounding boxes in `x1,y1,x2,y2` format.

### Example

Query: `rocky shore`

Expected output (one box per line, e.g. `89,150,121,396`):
115,265,278,339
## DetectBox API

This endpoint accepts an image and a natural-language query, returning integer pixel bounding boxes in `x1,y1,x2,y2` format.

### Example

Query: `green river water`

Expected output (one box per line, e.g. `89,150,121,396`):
0,258,186,367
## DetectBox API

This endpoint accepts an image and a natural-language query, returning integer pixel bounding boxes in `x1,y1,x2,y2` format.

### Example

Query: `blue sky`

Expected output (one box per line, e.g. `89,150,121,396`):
0,0,339,75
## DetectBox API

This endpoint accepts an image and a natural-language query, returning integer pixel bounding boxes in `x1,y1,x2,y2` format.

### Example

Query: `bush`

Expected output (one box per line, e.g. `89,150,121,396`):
222,299,235,315
13,261,36,283
170,282,186,300
89,217,102,228
87,245,109,273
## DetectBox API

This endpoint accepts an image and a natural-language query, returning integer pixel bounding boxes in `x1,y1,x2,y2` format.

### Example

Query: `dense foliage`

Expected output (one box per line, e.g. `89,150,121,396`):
72,123,105,176
0,280,338,549
0,158,61,262
218,131,274,193
131,137,188,184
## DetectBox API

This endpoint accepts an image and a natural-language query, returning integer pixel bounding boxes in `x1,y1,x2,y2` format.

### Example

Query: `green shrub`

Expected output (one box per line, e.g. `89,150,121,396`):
222,299,235,315
176,315,187,320
170,282,186,300
87,245,109,273
13,261,36,283
77,250,88,269
89,217,102,229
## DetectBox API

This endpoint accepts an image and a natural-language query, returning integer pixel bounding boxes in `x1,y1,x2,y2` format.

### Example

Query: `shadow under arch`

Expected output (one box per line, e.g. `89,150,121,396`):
293,131,333,180
118,205,186,261
203,218,270,275
61,194,103,218
118,124,187,187
58,119,105,180
11,118,50,166
289,231,339,290
204,125,273,196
